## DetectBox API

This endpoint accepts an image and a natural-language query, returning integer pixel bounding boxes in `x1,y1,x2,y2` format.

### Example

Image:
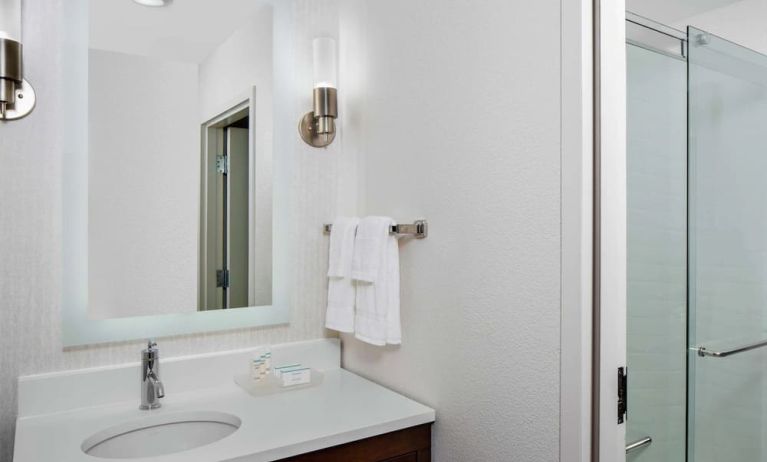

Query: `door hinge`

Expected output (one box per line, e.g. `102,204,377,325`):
216,269,230,288
618,367,628,424
216,154,229,174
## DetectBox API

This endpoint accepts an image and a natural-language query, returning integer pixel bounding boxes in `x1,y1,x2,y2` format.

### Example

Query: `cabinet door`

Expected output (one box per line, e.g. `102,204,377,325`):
383,453,418,462
276,424,431,462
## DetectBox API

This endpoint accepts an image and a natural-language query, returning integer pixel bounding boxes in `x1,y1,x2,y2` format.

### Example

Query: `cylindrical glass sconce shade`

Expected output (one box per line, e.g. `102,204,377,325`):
312,37,337,89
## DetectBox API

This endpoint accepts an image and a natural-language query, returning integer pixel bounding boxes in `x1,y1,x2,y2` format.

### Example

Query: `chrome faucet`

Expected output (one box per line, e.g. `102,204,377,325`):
140,340,165,410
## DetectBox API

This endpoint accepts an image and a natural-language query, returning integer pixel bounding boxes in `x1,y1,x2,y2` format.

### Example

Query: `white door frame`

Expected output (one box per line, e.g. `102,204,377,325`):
593,0,628,461
560,0,627,460
199,99,254,310
560,0,594,461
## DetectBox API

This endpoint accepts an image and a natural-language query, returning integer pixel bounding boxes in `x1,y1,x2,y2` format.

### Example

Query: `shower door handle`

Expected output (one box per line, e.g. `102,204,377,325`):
626,436,652,454
694,338,767,358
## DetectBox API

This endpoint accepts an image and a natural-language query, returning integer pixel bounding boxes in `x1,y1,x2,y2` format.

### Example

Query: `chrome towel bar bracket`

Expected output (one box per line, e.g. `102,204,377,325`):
323,219,428,239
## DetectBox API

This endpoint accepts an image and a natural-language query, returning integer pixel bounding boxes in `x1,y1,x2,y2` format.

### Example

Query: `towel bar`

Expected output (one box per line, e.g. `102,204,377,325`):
323,219,428,239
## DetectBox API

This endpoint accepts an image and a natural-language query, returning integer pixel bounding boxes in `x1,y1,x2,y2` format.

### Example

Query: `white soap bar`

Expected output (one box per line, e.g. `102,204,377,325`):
281,368,311,387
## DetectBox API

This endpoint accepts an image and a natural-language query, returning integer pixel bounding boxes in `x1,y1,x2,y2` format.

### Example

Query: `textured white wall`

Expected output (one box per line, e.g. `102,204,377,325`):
198,5,273,122
1,0,568,460
88,50,200,318
0,1,341,459
626,44,687,462
339,0,562,460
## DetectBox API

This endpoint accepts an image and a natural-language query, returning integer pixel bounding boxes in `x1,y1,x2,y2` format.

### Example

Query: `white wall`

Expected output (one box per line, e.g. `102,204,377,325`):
626,44,687,462
88,49,200,318
198,5,273,122
198,6,274,307
1,1,571,461
0,1,341,458
338,0,562,460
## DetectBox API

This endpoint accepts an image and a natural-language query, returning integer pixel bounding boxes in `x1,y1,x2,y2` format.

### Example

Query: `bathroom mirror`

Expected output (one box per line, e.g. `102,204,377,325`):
61,0,295,345
88,0,273,317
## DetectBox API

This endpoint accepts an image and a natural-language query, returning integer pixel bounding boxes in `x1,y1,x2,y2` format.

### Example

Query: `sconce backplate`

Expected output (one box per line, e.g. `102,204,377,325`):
299,111,336,148
0,79,36,121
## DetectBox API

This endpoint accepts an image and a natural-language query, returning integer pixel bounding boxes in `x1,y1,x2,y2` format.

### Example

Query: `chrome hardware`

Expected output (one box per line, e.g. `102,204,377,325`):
216,154,229,174
140,340,165,410
298,87,338,148
694,338,767,358
216,269,230,288
695,33,711,47
323,219,428,239
626,436,652,454
617,367,627,424
0,37,35,121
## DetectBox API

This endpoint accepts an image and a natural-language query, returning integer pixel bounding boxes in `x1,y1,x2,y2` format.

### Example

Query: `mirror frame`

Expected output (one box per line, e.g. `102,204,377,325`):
62,4,288,347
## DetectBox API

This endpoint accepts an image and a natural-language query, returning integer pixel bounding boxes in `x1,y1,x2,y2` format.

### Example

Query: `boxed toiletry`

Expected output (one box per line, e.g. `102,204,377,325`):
235,360,322,397
273,364,303,378
279,367,311,387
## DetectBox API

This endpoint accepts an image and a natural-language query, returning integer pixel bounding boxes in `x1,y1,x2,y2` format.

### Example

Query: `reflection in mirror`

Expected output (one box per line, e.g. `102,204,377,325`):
87,0,273,319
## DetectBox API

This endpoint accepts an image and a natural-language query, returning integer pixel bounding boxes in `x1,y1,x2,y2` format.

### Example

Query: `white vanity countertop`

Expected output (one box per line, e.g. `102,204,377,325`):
13,340,435,462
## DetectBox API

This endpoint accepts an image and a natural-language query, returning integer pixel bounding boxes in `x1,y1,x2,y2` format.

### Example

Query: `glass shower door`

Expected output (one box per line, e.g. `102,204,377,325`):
687,26,767,462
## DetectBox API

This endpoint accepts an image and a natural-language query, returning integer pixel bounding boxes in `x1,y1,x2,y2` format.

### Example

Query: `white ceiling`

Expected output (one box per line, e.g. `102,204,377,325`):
89,0,271,63
627,0,745,24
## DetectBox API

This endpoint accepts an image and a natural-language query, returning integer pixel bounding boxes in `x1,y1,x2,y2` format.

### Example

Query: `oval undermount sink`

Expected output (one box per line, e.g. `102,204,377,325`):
81,411,241,459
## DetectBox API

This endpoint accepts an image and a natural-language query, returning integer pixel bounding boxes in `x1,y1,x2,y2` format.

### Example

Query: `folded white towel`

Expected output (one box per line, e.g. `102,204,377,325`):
353,217,401,346
351,216,392,283
325,217,359,333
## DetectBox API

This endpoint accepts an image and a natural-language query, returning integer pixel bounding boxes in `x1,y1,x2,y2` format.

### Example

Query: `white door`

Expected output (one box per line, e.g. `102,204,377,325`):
225,126,249,309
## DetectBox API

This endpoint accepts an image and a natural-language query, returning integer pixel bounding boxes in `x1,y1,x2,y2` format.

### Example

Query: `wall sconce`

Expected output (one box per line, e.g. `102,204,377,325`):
0,0,35,121
299,37,337,148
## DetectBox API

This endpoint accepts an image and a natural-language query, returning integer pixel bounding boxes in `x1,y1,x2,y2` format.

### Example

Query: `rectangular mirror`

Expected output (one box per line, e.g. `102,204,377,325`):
62,0,290,345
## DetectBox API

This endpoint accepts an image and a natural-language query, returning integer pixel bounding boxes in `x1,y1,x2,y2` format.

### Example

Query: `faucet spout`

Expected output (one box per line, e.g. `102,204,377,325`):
148,370,165,400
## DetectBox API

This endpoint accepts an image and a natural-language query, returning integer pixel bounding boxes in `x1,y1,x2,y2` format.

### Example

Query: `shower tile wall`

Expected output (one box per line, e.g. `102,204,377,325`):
627,44,687,462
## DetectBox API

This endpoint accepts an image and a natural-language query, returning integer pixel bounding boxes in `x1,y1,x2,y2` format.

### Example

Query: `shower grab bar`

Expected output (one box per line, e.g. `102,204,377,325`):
695,338,767,358
626,436,652,454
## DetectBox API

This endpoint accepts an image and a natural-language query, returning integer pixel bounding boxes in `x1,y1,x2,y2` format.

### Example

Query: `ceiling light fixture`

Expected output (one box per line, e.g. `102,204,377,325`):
132,0,171,7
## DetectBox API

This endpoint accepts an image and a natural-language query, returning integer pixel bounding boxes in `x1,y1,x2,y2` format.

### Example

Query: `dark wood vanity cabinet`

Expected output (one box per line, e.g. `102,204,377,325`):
277,424,432,462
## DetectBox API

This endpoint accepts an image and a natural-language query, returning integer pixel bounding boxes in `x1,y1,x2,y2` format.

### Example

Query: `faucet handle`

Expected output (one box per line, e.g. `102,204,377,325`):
142,340,159,361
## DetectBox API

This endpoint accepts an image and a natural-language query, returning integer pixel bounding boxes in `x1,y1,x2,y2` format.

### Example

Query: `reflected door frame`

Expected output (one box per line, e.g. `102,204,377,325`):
199,100,255,311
